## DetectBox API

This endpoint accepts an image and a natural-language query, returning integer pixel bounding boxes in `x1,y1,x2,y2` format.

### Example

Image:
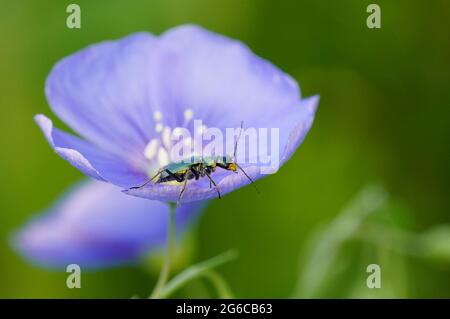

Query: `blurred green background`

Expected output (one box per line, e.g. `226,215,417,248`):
1,0,449,298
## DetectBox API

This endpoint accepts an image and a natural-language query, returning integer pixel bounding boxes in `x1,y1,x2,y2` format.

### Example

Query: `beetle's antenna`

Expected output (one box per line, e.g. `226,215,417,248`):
236,163,260,194
233,121,243,160
200,123,206,163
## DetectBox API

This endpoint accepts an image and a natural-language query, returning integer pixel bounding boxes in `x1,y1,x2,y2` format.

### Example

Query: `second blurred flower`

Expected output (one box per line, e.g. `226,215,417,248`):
13,180,205,269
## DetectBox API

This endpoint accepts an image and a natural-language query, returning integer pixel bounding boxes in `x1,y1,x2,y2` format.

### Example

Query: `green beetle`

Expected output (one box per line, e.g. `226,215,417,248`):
130,123,257,202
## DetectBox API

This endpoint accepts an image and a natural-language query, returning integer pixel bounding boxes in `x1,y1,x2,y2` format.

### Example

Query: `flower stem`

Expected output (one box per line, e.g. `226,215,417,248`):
150,202,176,299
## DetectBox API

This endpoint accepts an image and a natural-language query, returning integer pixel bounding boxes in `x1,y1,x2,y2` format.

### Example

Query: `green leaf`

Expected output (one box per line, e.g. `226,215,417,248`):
158,250,238,299
416,225,450,264
293,184,388,298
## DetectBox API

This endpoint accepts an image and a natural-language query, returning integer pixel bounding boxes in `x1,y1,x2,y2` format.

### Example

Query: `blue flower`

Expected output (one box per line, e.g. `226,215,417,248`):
13,180,204,269
38,24,318,203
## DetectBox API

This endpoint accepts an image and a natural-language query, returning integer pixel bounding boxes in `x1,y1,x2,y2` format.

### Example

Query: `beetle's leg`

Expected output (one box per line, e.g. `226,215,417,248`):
177,178,188,205
190,167,200,180
205,172,221,199
128,168,163,190
165,170,185,183
206,167,212,188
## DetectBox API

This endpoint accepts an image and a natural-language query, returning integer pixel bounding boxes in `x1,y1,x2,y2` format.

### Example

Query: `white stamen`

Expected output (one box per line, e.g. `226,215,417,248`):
183,136,192,146
157,147,170,167
144,139,159,160
155,123,163,133
172,127,183,137
184,108,193,121
162,126,172,150
153,110,162,121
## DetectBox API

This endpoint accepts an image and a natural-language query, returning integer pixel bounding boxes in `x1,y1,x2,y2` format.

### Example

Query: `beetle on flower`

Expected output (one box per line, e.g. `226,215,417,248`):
37,24,319,203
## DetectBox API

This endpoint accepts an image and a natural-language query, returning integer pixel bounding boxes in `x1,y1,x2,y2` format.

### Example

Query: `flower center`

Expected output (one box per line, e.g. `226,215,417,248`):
143,108,207,176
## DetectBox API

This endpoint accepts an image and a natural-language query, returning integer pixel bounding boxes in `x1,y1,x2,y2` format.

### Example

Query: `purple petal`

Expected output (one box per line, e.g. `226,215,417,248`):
35,114,147,188
45,32,158,155
12,180,205,269
278,95,319,164
154,25,302,130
